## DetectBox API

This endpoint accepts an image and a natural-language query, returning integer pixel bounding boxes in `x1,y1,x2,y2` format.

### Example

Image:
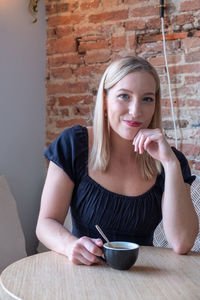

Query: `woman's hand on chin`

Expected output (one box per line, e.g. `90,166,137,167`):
132,128,176,166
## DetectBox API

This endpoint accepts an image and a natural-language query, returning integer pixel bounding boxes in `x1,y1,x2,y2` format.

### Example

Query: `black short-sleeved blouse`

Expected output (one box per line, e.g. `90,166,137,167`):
44,125,196,246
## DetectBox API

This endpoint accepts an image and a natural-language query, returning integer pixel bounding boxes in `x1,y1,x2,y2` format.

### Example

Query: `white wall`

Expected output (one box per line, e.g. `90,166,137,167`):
0,0,46,255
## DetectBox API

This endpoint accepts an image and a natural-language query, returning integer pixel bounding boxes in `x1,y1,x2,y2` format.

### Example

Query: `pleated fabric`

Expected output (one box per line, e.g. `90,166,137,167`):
45,125,196,246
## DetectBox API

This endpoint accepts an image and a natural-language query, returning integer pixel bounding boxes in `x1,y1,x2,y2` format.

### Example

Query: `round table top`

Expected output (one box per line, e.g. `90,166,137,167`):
0,246,200,300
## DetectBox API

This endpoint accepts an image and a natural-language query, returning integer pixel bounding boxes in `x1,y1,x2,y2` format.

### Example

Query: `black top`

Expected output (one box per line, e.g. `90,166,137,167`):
44,125,196,246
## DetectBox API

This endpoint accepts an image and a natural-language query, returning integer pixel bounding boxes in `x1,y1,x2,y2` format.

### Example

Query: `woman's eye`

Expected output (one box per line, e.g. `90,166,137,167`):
143,97,154,102
118,94,130,100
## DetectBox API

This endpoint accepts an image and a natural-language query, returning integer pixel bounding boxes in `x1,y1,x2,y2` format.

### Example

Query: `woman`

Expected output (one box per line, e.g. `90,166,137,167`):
36,56,198,265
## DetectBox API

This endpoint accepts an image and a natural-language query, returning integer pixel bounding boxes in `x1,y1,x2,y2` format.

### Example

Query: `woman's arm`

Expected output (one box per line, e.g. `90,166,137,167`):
133,129,199,254
36,161,103,264
161,159,198,254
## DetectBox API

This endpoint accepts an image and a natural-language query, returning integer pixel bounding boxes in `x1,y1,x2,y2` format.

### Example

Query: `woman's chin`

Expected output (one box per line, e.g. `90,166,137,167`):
121,132,137,141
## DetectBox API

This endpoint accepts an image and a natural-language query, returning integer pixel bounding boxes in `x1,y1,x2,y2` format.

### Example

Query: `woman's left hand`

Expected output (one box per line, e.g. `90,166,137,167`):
133,128,176,165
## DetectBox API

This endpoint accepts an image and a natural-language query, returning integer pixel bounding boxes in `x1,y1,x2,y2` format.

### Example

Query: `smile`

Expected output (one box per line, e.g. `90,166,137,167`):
123,120,142,127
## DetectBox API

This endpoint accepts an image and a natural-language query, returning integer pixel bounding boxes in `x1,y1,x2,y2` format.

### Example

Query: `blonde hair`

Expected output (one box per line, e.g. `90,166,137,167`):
90,56,162,180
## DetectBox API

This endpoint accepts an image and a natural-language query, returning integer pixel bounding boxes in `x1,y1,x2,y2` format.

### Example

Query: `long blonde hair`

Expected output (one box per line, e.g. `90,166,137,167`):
89,56,162,180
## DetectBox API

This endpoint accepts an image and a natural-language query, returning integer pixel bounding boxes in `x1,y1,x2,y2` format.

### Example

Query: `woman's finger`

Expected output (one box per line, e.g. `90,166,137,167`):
138,133,146,154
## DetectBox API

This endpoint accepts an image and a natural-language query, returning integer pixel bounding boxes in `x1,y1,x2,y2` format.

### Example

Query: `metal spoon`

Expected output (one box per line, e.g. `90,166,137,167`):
95,225,110,244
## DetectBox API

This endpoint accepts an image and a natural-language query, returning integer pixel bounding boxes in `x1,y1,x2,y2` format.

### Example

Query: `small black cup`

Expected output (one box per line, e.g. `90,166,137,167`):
101,241,139,270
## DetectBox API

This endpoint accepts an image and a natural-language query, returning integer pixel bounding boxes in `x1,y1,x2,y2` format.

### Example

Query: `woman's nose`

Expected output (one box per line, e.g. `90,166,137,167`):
128,100,142,117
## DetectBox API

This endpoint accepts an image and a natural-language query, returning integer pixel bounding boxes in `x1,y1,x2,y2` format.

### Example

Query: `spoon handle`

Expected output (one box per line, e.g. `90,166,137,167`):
95,225,110,243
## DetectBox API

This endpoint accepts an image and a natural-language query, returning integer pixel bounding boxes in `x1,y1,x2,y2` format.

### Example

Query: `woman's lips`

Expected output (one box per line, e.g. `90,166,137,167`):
123,120,142,127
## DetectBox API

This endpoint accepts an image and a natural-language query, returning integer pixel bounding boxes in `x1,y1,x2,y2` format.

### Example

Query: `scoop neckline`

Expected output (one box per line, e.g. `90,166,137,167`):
82,125,161,199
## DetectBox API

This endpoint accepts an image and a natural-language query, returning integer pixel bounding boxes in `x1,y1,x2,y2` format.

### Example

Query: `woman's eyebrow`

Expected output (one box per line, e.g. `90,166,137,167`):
117,89,155,96
117,88,133,93
143,92,155,96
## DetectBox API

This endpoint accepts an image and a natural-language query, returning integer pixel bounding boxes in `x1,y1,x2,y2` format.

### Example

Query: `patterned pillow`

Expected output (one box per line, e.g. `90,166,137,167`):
153,176,200,252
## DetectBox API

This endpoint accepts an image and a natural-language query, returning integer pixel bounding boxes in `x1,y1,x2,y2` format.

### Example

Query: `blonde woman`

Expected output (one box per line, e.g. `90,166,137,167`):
36,56,198,265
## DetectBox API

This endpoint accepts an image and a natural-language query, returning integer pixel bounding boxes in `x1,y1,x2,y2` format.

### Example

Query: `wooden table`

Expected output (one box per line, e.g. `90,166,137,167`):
0,247,200,300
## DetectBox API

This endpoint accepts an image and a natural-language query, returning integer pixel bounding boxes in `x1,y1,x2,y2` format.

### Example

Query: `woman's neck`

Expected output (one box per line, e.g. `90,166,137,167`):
109,130,137,163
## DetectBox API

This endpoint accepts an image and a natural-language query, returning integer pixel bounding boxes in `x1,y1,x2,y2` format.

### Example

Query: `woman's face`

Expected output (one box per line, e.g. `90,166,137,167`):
105,71,156,141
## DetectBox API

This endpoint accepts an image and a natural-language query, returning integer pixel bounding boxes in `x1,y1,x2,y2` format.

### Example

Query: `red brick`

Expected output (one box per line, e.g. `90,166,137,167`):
58,95,93,106
85,50,111,64
74,25,98,36
168,64,200,75
47,82,89,95
128,34,136,49
47,84,68,95
140,41,163,53
171,86,197,98
73,106,91,116
51,67,73,79
78,40,109,53
193,162,200,170
124,0,141,4
161,98,200,108
142,40,180,53
56,118,86,128
102,0,122,7
194,31,200,37
131,6,159,17
138,32,188,44
47,107,69,118
180,0,200,12
184,76,200,84
46,3,77,15
47,37,76,55
89,10,128,23
186,99,200,106
74,65,106,76
46,131,60,143
181,37,200,51
161,107,172,118
161,98,185,108
50,55,83,67
171,14,194,26
162,120,189,130
185,51,200,63
66,82,89,94
125,20,146,31
46,96,56,108
47,27,73,39
111,36,126,50
48,15,83,27
146,17,170,30
80,0,99,10
156,32,188,41
180,144,200,157
80,35,106,42
53,26,73,38
149,55,182,66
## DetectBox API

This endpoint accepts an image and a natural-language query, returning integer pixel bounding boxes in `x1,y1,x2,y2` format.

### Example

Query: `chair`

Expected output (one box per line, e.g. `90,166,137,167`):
153,176,200,252
0,175,27,273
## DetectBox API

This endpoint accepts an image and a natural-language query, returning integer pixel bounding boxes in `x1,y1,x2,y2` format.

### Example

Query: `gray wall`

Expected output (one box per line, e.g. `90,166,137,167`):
0,0,46,255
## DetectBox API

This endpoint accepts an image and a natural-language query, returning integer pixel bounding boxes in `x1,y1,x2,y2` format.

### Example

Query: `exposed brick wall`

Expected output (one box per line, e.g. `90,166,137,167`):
45,0,200,175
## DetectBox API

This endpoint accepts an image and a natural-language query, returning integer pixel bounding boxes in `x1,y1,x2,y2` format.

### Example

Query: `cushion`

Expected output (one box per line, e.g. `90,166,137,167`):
0,175,27,273
153,176,200,252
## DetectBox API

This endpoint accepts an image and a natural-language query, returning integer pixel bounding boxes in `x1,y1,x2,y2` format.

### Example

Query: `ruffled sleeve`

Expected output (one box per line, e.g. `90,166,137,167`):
44,125,88,183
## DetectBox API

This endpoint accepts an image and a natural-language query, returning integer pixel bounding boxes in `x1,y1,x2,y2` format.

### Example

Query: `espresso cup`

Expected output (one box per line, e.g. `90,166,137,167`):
101,241,139,270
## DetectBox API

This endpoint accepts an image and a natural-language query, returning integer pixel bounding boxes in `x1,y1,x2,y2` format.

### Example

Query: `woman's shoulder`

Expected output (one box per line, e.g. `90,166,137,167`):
44,125,90,182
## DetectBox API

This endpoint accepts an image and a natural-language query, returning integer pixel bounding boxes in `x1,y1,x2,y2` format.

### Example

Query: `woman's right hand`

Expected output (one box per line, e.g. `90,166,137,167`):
66,236,103,265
